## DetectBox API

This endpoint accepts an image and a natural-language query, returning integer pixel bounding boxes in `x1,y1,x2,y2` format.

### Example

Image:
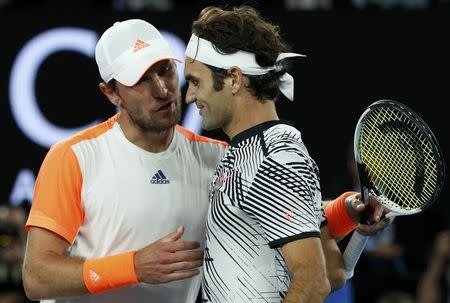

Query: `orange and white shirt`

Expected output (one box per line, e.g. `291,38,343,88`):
26,114,227,303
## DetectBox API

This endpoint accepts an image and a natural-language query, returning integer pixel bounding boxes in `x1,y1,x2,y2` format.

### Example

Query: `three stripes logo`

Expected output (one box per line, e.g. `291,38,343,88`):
89,269,100,283
133,39,149,53
151,169,170,184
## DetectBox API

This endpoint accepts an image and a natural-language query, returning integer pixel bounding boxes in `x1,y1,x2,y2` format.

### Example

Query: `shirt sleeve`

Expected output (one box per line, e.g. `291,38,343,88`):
25,141,84,244
243,148,323,248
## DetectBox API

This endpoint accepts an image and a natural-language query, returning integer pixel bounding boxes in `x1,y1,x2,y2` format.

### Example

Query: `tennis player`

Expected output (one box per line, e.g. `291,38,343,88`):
184,5,390,303
22,19,227,303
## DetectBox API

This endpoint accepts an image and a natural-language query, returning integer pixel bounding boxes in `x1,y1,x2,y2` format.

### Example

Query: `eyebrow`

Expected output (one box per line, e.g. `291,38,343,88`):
185,74,198,82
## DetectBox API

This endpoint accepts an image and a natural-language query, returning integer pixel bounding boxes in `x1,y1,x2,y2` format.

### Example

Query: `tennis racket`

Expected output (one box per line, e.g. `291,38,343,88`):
343,99,445,279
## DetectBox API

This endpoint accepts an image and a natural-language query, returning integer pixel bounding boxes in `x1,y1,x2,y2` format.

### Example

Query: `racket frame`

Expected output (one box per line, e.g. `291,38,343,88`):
353,99,445,216
343,99,445,279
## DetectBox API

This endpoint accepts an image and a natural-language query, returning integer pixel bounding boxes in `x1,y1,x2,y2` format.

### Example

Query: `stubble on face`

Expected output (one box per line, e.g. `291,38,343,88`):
126,88,182,132
200,88,231,132
201,111,217,131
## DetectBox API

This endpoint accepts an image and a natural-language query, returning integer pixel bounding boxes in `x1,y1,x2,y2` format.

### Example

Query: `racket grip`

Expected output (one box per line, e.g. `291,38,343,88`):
343,231,369,280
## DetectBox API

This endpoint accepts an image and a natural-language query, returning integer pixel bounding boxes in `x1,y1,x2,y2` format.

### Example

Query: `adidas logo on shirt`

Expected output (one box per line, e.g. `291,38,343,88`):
151,169,170,184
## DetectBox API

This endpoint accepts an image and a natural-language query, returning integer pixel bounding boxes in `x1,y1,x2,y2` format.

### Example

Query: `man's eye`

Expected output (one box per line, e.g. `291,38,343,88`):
159,64,171,76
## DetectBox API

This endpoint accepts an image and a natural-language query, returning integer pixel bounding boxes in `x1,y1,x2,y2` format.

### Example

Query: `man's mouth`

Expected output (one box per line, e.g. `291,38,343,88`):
158,101,173,112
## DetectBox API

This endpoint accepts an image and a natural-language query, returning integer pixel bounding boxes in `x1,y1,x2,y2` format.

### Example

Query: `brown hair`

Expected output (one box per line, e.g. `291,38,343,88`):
192,5,292,101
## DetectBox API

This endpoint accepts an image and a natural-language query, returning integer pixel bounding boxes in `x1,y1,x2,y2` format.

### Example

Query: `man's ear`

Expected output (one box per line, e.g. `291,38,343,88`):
228,66,245,95
99,82,120,107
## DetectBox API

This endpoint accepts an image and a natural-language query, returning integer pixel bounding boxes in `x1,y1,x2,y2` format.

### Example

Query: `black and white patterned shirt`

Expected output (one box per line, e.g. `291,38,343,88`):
202,120,327,303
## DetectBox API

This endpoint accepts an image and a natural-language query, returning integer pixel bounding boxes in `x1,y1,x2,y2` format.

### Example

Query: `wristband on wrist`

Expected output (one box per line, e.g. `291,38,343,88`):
325,191,358,238
83,251,139,294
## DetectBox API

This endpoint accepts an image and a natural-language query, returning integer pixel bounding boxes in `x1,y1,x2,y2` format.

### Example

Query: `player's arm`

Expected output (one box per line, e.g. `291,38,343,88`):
22,144,92,300
23,225,202,301
22,143,203,300
320,225,346,292
282,237,330,303
22,227,87,300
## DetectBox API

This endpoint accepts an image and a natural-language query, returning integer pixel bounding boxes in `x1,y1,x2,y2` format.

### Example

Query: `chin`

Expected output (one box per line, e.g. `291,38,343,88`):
201,121,220,131
201,118,212,131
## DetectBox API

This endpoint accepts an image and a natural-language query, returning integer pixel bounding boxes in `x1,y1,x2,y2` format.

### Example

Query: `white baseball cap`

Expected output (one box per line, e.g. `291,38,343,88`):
95,19,180,87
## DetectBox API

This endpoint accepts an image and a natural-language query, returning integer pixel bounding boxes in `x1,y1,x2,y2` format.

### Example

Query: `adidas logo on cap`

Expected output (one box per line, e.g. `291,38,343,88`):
133,39,149,53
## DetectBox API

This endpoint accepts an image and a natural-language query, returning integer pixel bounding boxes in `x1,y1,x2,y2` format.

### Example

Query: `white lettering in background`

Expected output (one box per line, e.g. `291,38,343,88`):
9,169,36,206
9,27,202,150
9,28,101,149
8,27,202,206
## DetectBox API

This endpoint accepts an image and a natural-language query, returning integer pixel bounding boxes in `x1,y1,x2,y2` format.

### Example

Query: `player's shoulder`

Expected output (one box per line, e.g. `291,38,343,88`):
264,122,311,161
47,116,116,160
265,122,303,148
176,125,228,148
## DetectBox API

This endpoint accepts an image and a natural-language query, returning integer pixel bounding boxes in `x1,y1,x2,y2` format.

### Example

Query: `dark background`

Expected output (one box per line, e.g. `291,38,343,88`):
0,1,449,302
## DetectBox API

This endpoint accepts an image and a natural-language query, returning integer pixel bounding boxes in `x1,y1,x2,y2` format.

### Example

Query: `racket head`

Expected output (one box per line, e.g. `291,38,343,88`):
354,99,445,215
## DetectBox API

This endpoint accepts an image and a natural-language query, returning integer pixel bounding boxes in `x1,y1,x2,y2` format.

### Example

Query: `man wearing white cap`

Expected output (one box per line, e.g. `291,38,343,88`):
183,5,391,303
22,19,227,303
21,14,389,303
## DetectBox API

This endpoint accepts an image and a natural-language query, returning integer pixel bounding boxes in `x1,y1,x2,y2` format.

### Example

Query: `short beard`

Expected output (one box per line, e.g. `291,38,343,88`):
116,86,183,132
130,104,181,132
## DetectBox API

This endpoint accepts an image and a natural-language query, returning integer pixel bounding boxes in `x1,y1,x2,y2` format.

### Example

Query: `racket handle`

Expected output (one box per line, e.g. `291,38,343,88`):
343,231,369,280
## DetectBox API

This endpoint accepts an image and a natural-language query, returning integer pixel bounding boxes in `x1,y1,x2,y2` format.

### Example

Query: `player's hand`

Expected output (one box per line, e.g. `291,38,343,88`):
344,193,393,236
134,226,204,284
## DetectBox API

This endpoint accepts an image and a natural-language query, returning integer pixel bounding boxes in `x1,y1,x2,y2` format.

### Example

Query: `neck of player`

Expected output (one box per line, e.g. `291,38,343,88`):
225,95,278,140
118,113,174,153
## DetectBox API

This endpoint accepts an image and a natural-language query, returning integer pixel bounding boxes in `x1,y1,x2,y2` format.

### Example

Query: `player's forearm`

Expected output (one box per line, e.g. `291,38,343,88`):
323,193,360,240
23,250,138,300
321,227,346,292
22,251,88,300
284,270,330,303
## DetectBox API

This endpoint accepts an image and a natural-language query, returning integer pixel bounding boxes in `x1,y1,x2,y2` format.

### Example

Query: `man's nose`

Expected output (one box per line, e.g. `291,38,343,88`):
185,85,196,104
151,75,168,98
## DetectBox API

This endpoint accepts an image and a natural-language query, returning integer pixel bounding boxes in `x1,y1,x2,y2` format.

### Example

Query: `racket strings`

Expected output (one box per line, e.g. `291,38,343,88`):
363,110,437,208
362,126,435,209
376,110,436,197
359,106,439,211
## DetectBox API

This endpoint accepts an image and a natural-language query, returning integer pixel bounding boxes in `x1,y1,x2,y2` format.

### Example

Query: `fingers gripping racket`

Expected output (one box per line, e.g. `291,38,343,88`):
343,99,445,279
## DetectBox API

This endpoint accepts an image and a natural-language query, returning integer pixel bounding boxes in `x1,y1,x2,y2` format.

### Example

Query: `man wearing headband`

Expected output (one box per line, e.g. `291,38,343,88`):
184,5,391,303
21,14,388,303
22,19,226,303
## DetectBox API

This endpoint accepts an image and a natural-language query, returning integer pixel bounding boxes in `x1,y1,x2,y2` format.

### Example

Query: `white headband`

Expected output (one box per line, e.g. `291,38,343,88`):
185,33,305,101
